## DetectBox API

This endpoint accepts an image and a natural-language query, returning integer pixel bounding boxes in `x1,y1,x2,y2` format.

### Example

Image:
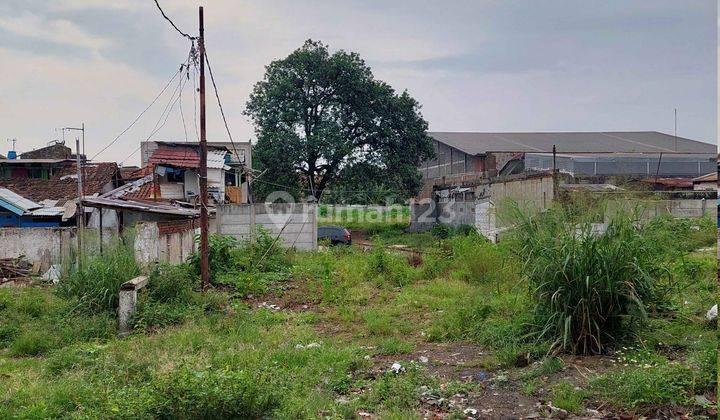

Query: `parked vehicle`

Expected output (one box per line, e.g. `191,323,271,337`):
318,226,352,245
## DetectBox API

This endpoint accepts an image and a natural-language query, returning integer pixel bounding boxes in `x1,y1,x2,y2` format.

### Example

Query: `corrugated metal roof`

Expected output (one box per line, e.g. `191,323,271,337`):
82,196,200,218
693,172,717,182
0,188,41,215
30,207,65,217
429,131,717,155
207,149,228,169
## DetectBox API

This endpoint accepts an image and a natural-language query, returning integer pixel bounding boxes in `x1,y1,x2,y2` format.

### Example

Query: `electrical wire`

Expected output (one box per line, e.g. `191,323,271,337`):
203,47,242,166
90,66,182,161
119,62,189,165
153,0,196,40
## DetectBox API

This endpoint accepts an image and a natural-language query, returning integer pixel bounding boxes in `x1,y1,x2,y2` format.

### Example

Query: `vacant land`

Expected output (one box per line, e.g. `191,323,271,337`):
0,206,716,419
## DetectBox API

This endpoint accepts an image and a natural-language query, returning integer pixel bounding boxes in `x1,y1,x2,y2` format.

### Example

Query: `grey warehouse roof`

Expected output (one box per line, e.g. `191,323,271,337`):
428,131,716,155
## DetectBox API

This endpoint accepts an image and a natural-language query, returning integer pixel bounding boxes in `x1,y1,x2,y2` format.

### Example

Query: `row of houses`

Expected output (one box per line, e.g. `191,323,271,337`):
0,139,252,230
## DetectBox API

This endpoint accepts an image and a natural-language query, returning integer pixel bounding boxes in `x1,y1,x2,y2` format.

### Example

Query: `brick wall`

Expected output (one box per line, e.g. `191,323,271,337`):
157,219,197,236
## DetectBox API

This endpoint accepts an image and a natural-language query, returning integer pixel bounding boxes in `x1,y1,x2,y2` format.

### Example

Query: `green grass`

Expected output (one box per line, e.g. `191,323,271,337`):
0,202,716,418
552,381,586,413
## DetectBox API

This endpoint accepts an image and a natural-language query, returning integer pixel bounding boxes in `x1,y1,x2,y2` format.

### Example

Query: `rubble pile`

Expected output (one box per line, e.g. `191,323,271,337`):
0,256,32,280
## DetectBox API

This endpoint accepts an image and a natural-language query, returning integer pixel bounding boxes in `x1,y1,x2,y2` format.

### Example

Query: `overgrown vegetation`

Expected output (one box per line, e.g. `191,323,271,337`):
0,199,716,417
509,206,669,354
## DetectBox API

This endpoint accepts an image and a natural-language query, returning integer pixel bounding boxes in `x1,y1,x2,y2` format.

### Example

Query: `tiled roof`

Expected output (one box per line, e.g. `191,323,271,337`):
149,144,200,168
148,144,228,169
0,162,117,202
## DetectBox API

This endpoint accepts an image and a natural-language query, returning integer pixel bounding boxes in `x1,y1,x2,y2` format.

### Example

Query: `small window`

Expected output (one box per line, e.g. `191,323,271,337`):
167,169,185,183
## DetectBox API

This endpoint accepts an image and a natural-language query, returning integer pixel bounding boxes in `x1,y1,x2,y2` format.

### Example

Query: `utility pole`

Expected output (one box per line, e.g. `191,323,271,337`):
75,137,84,267
552,144,558,200
198,6,210,289
62,124,86,194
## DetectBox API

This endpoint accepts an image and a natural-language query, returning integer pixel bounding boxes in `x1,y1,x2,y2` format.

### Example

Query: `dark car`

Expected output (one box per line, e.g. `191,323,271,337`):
318,226,352,245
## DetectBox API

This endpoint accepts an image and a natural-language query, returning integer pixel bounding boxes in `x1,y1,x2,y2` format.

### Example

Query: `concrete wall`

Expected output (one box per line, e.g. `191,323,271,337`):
134,221,197,266
606,199,717,222
438,200,475,227
0,227,75,271
487,175,554,213
217,203,317,250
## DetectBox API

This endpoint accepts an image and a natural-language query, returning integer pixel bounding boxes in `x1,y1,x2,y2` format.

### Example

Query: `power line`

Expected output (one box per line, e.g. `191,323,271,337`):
153,0,196,40
203,48,242,165
119,63,189,165
91,65,182,161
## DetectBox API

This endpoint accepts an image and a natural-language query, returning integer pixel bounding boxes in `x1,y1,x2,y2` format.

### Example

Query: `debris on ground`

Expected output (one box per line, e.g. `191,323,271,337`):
258,301,281,311
41,264,62,284
705,304,717,322
0,256,32,280
389,362,404,374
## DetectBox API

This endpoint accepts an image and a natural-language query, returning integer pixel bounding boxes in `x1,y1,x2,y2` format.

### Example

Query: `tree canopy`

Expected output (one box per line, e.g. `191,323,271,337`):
245,40,434,203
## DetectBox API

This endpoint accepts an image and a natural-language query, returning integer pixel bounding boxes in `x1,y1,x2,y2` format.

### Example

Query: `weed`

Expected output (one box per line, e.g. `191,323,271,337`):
510,205,666,354
376,337,414,355
57,240,140,312
551,381,585,413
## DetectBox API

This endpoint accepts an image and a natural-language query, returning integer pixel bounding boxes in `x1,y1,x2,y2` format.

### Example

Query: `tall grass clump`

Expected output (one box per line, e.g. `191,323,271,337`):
188,228,291,291
448,234,507,283
510,205,666,354
57,240,140,312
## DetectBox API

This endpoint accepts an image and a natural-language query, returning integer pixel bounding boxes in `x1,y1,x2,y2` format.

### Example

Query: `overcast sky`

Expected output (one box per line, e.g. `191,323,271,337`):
0,0,716,165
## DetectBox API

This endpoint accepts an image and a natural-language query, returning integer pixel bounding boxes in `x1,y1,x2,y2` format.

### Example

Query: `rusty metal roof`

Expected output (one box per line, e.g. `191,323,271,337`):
82,196,199,218
149,144,200,168
692,172,717,183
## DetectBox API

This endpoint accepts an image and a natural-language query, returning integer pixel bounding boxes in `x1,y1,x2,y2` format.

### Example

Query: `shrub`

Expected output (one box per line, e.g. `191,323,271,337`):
551,381,585,413
57,240,140,312
188,234,240,281
188,228,290,285
430,224,452,239
146,263,198,303
9,328,56,356
511,206,665,354
448,235,505,283
150,366,279,418
454,224,477,237
366,246,417,287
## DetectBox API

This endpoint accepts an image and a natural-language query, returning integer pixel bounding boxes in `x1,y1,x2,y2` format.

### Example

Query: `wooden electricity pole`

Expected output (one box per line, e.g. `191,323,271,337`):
198,6,210,288
75,137,84,266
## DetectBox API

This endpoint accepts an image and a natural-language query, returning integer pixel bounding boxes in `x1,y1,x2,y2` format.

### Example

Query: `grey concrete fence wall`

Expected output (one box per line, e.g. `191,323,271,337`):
217,203,317,251
0,227,76,272
134,222,197,266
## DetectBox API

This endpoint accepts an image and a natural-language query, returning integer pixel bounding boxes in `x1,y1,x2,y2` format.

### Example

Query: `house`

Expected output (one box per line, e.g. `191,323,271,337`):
0,158,75,179
19,141,73,160
0,162,120,227
692,172,717,191
139,142,245,203
141,140,251,202
0,188,67,227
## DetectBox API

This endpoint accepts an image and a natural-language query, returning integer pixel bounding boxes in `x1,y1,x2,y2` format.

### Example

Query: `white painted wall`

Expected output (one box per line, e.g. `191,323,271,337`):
217,203,317,250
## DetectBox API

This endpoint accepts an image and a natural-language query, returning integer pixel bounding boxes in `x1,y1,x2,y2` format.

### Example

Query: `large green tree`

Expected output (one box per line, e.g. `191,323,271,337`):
245,40,434,202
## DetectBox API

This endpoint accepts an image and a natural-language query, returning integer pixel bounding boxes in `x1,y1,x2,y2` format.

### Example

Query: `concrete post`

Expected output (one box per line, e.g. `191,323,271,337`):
118,276,148,337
